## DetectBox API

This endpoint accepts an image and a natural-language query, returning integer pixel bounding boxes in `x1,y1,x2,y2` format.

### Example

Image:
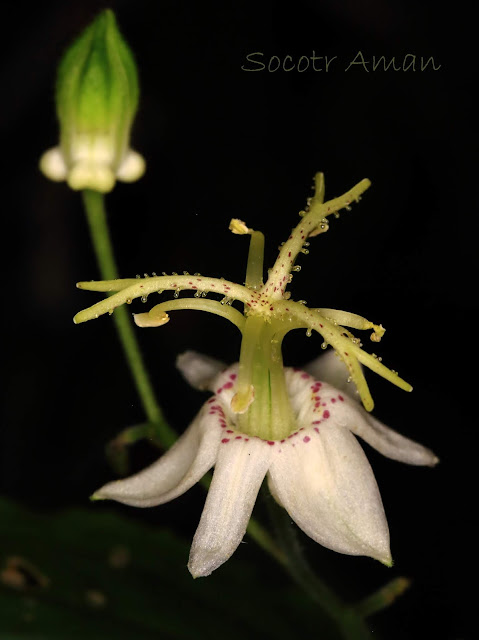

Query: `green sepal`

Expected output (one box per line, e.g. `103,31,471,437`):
56,9,139,166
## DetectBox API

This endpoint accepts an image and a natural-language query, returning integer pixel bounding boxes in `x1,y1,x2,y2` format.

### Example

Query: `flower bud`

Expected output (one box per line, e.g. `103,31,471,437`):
40,9,145,193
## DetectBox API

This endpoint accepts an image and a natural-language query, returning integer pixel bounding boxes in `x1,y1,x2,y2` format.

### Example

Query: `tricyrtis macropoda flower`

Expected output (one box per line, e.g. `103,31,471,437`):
77,173,438,576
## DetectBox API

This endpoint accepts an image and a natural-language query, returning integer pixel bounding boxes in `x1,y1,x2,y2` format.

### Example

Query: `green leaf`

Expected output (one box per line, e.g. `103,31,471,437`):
0,498,319,639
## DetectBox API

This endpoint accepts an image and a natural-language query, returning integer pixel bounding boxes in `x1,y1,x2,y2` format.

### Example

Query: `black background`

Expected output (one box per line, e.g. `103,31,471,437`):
1,1,476,638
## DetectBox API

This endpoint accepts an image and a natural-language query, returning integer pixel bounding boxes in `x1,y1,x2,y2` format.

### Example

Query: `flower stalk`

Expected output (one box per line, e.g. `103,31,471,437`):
82,189,176,447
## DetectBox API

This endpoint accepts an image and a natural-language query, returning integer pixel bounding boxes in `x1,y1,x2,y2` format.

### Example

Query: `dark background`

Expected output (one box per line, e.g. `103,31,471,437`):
1,1,476,638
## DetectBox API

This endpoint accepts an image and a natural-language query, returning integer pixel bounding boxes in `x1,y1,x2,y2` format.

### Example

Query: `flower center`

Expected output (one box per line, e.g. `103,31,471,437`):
75,173,414,423
232,314,296,441
227,224,297,441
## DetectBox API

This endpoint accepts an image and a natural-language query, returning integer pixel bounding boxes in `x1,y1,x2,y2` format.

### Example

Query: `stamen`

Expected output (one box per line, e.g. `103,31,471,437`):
229,219,251,235
228,218,265,292
231,316,264,413
134,308,170,327
245,231,265,291
268,325,299,438
133,298,245,332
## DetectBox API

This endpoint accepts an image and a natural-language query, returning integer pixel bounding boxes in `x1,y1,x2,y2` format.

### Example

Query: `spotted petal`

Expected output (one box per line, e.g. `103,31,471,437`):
176,351,226,391
268,422,391,564
93,405,221,507
188,435,272,577
304,349,360,400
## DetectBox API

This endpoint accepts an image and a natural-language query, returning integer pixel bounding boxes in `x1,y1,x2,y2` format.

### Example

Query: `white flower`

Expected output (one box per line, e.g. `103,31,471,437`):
93,350,438,578
78,174,438,576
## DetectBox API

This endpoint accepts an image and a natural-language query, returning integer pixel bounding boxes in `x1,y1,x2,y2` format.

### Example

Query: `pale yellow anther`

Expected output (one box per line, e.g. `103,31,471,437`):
134,307,170,328
370,324,386,342
231,386,255,414
229,219,251,235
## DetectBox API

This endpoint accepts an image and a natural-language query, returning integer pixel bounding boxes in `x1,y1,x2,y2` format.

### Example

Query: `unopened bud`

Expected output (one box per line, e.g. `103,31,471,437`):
40,10,145,193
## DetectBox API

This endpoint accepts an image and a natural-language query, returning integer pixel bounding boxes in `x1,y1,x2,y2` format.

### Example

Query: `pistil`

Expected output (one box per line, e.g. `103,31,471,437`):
262,175,371,301
74,274,259,324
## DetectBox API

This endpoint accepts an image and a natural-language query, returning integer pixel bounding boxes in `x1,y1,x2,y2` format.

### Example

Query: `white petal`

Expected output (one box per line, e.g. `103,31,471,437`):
116,150,146,182
68,162,116,193
337,398,439,466
176,351,226,391
188,435,272,577
303,349,360,401
93,404,223,507
268,423,391,564
39,147,68,182
286,366,439,467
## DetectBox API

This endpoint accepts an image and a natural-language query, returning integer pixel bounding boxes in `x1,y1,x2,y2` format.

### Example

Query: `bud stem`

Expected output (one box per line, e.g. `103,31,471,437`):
82,189,176,446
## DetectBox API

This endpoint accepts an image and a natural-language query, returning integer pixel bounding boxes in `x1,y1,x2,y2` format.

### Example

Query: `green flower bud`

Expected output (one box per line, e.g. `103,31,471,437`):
40,9,145,193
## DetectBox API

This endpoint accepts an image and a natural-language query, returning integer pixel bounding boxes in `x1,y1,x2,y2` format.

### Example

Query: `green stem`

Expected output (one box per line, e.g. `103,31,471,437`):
264,488,372,640
353,577,411,618
82,190,176,448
